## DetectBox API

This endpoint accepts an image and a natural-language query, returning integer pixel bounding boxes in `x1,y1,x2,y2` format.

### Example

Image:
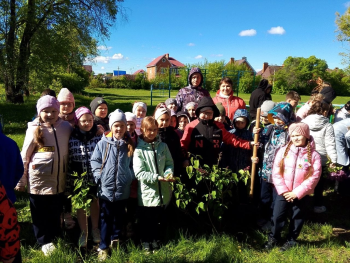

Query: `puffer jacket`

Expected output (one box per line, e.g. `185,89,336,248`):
334,107,350,123
212,90,246,121
133,136,174,207
272,138,322,200
17,118,72,194
175,68,210,112
333,118,350,166
302,114,337,166
90,131,134,202
296,101,311,121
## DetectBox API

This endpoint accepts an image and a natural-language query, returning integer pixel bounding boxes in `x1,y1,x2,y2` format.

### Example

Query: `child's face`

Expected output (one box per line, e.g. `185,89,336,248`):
191,73,202,87
112,121,126,140
178,116,189,130
157,113,170,128
40,107,59,125
273,117,285,126
95,104,108,118
187,107,196,117
142,124,158,142
199,110,214,120
260,115,270,125
167,104,177,112
214,115,225,123
235,119,247,130
286,99,299,109
291,131,307,147
127,121,136,134
170,116,177,128
78,114,93,132
220,82,232,96
136,106,146,118
60,102,74,115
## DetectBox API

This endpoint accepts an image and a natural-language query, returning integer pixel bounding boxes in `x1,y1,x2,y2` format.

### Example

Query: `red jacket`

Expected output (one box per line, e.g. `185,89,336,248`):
212,90,246,121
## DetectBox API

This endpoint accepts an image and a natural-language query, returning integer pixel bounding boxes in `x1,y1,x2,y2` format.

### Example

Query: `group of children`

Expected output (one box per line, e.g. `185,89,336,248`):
9,75,348,260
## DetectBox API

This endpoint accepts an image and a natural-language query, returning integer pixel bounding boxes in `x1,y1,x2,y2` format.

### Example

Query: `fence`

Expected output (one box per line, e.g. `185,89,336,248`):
150,83,171,106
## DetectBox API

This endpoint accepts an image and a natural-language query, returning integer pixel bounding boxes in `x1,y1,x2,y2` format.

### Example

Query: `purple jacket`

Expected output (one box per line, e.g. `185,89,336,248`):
176,67,210,112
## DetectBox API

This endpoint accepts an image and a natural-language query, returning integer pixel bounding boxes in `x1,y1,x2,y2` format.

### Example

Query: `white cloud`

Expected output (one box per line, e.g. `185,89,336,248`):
345,1,350,8
101,67,105,70
267,26,286,35
112,53,124,60
194,55,203,59
239,29,257,36
188,43,195,46
97,45,112,51
93,56,109,63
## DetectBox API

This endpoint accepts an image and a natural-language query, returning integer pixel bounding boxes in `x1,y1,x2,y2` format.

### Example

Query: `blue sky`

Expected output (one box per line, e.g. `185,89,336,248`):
87,0,350,74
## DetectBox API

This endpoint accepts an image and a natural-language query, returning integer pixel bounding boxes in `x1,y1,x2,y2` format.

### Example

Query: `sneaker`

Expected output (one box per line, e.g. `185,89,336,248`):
280,240,297,252
64,213,76,229
151,240,160,252
313,206,327,213
142,242,151,254
110,239,119,249
42,243,56,256
92,228,101,243
78,233,87,248
97,248,108,262
263,235,278,250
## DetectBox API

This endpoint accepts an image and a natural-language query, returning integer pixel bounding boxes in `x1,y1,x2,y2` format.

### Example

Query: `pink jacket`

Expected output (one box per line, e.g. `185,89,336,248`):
212,90,246,121
296,101,311,121
272,138,322,200
17,118,72,194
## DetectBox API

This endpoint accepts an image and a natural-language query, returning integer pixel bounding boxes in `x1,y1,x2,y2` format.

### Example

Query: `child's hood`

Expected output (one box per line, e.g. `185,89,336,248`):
302,114,329,131
195,97,220,118
101,131,128,146
188,67,203,88
233,109,250,129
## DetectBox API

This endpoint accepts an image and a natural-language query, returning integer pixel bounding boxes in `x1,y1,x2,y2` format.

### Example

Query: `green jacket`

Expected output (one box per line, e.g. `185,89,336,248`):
133,136,174,207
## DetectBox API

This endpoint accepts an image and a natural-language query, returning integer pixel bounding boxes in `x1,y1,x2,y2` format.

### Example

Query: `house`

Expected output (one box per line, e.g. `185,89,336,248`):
133,69,145,75
257,62,283,79
146,53,185,80
226,57,256,73
83,65,93,74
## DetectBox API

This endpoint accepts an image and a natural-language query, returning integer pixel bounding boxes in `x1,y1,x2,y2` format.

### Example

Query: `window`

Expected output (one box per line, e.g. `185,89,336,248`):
161,68,165,74
162,58,166,63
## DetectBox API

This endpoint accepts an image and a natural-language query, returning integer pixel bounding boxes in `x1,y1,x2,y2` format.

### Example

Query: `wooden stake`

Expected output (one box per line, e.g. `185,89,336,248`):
249,108,261,198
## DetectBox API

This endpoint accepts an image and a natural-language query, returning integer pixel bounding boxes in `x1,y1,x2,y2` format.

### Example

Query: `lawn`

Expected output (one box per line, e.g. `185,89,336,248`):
1,87,350,262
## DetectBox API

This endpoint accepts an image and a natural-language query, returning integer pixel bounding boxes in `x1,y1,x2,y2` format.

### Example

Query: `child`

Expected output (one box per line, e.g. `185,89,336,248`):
170,110,177,128
165,98,178,112
334,101,350,123
212,77,246,121
176,111,190,139
67,107,101,247
57,88,76,127
185,102,197,122
265,123,321,251
302,101,337,213
132,102,147,135
249,79,272,120
90,109,134,261
296,93,324,122
133,116,174,252
285,91,300,123
249,100,276,133
259,102,293,229
90,97,109,132
15,95,72,255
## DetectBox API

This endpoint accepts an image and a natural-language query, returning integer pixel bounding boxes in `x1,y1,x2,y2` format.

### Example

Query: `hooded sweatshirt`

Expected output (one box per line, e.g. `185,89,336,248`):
212,90,246,121
302,114,337,166
175,68,210,112
249,79,272,119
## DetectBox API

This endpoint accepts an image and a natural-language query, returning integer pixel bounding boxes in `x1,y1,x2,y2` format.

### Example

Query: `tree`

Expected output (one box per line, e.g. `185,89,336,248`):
0,0,125,103
336,8,350,67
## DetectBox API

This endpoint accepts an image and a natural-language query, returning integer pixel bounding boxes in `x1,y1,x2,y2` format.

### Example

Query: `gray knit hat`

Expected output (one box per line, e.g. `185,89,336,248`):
165,98,177,107
109,109,126,129
261,100,276,117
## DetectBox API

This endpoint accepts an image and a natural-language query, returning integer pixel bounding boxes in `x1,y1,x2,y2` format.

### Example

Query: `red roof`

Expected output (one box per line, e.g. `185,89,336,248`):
146,54,185,68
257,65,283,79
133,69,145,75
83,65,93,73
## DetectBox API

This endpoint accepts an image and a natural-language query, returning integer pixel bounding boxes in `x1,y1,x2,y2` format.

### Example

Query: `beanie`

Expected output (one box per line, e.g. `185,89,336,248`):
320,85,336,104
215,102,226,116
288,122,310,139
176,111,190,123
185,102,197,110
165,98,177,107
109,109,126,129
154,106,170,120
267,102,293,125
132,102,147,115
261,100,276,117
57,88,75,107
125,112,137,126
90,97,108,115
36,95,60,115
75,106,93,120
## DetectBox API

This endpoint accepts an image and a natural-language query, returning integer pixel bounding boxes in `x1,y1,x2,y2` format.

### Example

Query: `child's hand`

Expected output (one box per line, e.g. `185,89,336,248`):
253,127,261,134
282,192,297,202
97,125,105,135
251,157,259,164
329,163,337,169
15,185,25,192
250,141,260,147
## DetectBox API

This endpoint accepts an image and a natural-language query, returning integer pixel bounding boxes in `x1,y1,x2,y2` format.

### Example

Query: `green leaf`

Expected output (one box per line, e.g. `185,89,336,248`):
177,184,183,192
194,160,199,169
195,206,200,214
198,202,205,211
176,199,180,207
211,190,217,199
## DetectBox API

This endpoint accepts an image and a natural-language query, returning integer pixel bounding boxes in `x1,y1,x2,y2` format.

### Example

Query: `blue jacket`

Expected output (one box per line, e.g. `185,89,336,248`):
0,132,24,203
333,118,350,166
90,131,135,202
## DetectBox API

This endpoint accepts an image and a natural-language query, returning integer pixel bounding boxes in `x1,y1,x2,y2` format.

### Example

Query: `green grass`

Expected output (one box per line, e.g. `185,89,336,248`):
2,87,350,262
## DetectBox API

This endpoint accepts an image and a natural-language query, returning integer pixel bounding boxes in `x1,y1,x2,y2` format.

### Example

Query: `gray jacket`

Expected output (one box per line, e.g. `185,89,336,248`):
333,118,350,166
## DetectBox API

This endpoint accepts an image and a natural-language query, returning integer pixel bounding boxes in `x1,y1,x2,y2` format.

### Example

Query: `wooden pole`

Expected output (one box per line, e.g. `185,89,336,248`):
249,108,261,198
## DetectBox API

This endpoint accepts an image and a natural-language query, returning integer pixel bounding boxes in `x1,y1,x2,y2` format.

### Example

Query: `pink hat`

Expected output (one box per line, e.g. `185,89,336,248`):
75,107,93,120
36,95,60,115
125,112,137,126
57,88,75,107
288,122,310,139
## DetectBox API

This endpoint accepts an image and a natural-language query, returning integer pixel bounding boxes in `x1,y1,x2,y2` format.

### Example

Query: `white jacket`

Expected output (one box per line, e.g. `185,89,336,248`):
302,114,337,166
